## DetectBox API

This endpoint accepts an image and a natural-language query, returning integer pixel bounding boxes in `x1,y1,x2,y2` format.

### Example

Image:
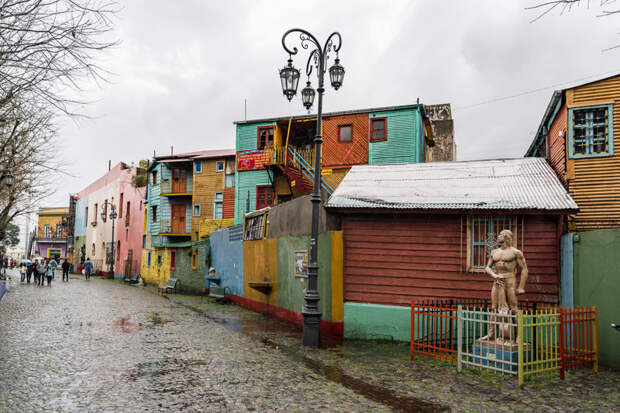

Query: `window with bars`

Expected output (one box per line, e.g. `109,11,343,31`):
469,216,516,269
213,192,223,219
244,213,267,241
569,104,614,158
256,185,274,209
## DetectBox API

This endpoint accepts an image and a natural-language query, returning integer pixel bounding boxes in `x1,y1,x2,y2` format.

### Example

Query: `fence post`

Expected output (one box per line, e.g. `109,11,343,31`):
559,307,565,380
410,300,415,360
593,306,598,373
457,305,462,373
518,310,524,388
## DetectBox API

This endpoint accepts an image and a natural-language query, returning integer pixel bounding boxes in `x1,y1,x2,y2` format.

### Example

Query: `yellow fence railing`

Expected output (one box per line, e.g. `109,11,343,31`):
518,308,561,387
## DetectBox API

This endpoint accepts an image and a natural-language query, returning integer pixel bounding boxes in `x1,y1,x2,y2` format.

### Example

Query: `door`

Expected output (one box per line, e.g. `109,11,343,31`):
172,168,187,193
171,204,186,233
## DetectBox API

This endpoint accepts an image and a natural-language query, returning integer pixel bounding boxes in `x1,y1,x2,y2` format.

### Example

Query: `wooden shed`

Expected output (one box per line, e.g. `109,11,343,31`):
326,158,578,308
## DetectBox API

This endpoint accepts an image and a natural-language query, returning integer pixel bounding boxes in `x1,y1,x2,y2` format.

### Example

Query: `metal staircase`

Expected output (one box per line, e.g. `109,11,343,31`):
275,147,334,196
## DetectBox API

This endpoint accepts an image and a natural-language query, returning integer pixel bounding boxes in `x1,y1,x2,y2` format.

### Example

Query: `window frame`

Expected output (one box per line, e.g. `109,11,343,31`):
257,125,275,149
225,173,235,188
338,124,353,143
152,171,158,185
466,216,518,271
256,185,274,210
147,251,151,267
215,160,225,172
568,104,614,159
213,192,223,219
370,117,387,142
194,160,202,173
170,249,176,270
193,204,201,217
152,205,158,222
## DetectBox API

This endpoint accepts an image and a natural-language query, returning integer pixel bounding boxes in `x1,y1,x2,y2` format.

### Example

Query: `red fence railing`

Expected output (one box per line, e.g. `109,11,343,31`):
559,306,598,379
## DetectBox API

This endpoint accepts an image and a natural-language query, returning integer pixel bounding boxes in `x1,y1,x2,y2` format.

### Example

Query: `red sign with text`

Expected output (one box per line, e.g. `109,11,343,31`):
237,149,270,171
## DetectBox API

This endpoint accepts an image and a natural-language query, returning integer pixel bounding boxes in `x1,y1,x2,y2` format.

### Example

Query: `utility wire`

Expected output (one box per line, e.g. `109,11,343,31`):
455,68,620,110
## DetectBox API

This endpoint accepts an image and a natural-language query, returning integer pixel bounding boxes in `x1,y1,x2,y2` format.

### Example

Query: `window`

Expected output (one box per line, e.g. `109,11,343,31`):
569,104,614,158
244,212,267,241
142,235,146,248
370,117,387,142
119,193,124,218
257,126,274,149
152,171,158,185
93,203,98,225
92,243,96,256
125,229,129,241
147,251,151,267
43,224,51,237
117,241,121,261
213,192,223,219
194,160,202,173
195,231,199,241
102,200,108,222
85,207,88,224
338,124,353,143
157,254,162,266
468,216,516,269
193,204,201,217
170,250,176,270
191,252,197,270
125,201,130,226
256,186,274,209
152,206,158,222
225,173,235,188
216,160,225,172
56,225,62,238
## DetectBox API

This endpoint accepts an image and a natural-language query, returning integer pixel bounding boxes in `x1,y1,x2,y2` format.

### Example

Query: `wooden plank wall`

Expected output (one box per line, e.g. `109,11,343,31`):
322,113,369,167
548,103,568,186
192,157,230,239
567,76,620,230
223,187,235,219
342,214,559,307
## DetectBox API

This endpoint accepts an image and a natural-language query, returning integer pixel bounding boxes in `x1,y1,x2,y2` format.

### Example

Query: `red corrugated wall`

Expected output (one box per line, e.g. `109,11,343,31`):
222,187,235,219
322,113,369,167
342,213,559,306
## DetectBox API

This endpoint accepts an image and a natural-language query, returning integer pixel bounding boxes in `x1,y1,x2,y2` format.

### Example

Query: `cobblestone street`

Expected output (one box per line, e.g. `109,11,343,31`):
0,272,618,412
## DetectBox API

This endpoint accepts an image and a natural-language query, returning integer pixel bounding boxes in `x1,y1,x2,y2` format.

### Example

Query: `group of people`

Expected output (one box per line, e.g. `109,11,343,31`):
18,258,72,286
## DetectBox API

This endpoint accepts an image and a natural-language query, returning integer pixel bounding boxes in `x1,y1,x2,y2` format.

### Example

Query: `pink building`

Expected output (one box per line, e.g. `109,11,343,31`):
73,162,146,278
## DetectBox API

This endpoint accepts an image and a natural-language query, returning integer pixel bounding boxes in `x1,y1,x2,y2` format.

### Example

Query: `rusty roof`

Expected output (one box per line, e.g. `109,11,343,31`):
326,158,578,212
155,148,235,162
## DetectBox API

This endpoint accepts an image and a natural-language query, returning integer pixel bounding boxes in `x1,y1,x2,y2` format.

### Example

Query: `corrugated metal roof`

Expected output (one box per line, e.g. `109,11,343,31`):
155,148,235,162
326,158,578,211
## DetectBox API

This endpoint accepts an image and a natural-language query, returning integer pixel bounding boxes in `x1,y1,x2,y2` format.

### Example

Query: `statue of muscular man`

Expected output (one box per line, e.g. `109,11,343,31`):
484,229,528,341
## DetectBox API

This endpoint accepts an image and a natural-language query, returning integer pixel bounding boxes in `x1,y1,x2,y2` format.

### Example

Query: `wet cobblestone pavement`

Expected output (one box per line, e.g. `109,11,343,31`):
1,271,619,412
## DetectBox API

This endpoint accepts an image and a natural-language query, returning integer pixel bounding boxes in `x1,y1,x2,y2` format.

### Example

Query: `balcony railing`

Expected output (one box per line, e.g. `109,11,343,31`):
160,179,190,195
265,146,314,167
159,219,190,235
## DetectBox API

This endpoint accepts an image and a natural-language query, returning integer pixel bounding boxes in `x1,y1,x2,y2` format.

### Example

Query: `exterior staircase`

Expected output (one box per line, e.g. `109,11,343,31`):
275,147,335,196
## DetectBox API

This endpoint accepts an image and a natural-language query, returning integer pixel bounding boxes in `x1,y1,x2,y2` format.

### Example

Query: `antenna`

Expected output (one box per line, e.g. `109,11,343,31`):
245,98,247,121
171,146,173,155
108,160,111,171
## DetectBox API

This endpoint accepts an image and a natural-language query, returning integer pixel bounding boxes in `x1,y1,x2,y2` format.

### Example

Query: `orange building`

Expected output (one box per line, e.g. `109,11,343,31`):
34,207,69,258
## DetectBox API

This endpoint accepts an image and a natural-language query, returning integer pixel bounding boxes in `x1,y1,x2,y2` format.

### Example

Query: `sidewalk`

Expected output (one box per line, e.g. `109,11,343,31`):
133,284,620,412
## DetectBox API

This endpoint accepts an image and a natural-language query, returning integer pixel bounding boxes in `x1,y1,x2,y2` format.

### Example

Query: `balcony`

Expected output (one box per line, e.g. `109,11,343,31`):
159,219,191,237
35,236,67,244
160,179,192,197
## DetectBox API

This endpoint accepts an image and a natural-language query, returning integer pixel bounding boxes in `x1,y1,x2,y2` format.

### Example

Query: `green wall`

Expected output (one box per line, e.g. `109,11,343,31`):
72,235,86,267
369,107,422,165
344,302,411,341
170,241,207,294
573,229,620,368
276,232,332,321
236,122,275,151
234,169,271,225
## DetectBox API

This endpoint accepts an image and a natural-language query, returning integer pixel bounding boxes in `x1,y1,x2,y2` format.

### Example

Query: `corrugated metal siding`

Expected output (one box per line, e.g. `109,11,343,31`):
548,103,568,186
368,108,419,165
567,76,620,230
223,187,235,219
342,214,559,306
236,122,275,151
234,169,271,225
322,113,369,167
148,164,161,235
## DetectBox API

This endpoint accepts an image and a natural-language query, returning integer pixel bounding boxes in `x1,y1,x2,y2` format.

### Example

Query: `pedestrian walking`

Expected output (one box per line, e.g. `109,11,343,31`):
26,262,34,283
45,258,57,286
36,259,47,286
19,263,26,282
61,259,70,282
84,257,93,281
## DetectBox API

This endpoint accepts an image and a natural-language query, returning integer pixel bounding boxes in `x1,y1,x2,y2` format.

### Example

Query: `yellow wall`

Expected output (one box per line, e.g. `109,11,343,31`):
243,238,278,306
198,218,235,239
330,230,344,323
565,76,620,230
192,157,231,240
37,215,67,237
140,244,170,287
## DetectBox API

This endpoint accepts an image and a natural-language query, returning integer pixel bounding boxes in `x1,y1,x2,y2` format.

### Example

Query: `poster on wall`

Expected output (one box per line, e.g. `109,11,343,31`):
237,149,270,171
295,250,308,278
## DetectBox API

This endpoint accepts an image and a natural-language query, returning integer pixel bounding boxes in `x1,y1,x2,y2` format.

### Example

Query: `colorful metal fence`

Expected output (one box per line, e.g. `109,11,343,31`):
559,306,598,379
517,308,561,387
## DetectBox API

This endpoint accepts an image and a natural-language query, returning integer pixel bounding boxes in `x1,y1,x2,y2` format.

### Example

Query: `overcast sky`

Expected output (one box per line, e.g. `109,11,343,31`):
41,0,620,209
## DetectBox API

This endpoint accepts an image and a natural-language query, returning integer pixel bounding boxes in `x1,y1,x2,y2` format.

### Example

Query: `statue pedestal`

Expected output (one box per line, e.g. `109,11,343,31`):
473,339,530,372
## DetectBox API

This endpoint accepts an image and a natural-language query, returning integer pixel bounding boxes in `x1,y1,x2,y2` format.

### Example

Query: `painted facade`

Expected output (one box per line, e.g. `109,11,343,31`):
142,149,235,291
233,104,437,224
73,162,146,276
34,207,69,259
526,74,620,231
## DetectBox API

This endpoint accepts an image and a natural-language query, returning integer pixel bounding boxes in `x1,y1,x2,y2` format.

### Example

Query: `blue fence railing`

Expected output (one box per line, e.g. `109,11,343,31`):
288,147,335,196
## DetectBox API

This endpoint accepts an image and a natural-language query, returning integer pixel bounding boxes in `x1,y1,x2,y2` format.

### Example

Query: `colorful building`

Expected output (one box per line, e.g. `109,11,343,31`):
73,162,146,276
33,207,69,259
141,149,235,293
233,103,445,224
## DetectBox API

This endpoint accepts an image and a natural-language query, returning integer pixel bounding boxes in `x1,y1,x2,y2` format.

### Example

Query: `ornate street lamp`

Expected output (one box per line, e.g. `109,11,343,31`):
280,28,344,347
2,172,14,188
102,203,117,279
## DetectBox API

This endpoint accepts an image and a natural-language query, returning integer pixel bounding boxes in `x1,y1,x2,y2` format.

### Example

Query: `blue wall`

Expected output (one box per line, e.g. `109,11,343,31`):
74,195,89,237
209,225,244,296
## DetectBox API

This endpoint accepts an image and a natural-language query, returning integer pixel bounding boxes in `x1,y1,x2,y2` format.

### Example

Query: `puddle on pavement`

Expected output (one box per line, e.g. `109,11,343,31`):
203,311,448,413
111,315,141,333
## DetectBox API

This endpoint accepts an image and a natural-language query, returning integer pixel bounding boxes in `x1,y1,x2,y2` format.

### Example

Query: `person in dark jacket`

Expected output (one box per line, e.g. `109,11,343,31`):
83,257,93,281
61,259,70,282
26,262,34,283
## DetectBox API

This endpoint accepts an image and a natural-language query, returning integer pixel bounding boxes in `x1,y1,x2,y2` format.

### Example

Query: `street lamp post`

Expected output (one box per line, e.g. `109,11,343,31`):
280,29,345,347
101,203,117,279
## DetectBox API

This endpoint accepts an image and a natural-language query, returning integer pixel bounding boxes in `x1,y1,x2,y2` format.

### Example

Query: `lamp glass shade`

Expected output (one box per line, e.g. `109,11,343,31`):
279,60,300,101
4,173,14,187
101,211,106,221
301,82,315,110
329,58,345,90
